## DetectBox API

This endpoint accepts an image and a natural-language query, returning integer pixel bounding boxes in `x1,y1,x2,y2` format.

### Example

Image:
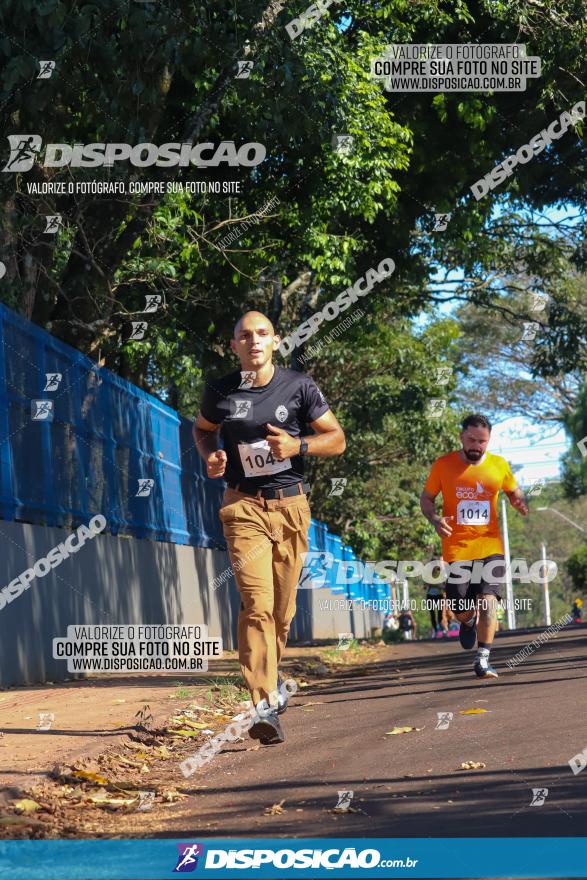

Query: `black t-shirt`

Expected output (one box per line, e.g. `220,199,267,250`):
199,365,330,491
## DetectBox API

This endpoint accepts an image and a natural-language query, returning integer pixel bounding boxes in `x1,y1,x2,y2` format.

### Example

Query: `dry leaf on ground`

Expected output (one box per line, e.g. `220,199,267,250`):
87,790,137,808
169,728,201,738
71,770,109,786
460,709,489,715
385,726,424,735
459,761,486,770
264,800,286,815
13,799,41,814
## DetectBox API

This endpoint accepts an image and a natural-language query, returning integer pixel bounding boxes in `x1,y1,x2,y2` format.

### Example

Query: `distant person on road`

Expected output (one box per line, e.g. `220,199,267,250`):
398,609,417,641
571,597,583,623
420,413,528,679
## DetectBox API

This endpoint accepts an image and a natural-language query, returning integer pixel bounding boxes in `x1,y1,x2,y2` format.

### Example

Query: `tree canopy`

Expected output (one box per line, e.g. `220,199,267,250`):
1,0,586,555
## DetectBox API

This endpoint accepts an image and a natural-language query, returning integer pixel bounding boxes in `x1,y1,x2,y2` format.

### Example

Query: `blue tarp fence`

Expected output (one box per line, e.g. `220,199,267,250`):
0,303,391,602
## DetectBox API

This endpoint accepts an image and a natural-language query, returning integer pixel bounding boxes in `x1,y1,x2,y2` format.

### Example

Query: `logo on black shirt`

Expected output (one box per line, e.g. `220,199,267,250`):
275,405,288,422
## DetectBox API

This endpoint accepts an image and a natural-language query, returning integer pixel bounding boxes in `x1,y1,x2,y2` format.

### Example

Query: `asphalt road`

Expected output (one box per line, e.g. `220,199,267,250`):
163,625,587,840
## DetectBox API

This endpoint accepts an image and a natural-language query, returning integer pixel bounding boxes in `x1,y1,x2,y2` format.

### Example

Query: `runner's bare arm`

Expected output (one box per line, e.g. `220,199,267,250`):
306,410,346,456
420,489,453,537
193,413,227,478
506,486,528,516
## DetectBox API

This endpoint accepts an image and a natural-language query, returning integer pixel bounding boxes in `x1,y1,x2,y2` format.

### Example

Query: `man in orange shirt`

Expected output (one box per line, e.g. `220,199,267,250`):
420,414,528,678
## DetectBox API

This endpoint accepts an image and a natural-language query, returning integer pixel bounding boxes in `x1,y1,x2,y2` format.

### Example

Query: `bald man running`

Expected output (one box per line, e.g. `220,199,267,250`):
193,311,345,743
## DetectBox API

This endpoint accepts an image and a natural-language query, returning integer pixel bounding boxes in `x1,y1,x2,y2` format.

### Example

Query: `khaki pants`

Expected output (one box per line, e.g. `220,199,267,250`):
219,486,312,706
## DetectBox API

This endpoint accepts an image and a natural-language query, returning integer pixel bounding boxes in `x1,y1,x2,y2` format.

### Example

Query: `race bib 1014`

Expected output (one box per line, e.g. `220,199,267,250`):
238,439,291,478
456,500,490,526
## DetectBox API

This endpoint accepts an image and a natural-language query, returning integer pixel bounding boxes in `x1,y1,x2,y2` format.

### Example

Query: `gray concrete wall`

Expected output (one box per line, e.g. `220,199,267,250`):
0,521,383,688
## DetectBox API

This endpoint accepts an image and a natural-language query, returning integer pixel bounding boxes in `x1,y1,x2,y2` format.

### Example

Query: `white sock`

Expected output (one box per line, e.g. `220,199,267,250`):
476,646,490,666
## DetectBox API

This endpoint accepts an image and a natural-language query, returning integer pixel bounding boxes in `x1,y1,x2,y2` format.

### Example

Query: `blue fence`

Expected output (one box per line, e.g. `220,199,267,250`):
0,303,391,602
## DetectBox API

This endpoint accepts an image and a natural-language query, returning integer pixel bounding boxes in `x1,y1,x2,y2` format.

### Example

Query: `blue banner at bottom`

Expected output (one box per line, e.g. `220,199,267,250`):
1,837,586,879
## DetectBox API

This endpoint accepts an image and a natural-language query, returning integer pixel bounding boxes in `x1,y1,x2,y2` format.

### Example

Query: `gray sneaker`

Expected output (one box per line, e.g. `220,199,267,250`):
277,675,288,715
474,659,498,679
248,701,285,745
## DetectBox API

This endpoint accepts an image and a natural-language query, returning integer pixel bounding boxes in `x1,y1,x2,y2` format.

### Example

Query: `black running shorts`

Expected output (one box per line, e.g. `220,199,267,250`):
444,554,505,615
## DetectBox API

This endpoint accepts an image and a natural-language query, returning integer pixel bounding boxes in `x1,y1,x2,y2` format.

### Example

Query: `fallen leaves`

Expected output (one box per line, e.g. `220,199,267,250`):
459,761,486,770
385,726,424,735
169,729,201,738
13,799,41,814
0,815,43,827
265,800,286,815
86,791,137,808
330,804,367,815
71,770,109,786
160,789,186,803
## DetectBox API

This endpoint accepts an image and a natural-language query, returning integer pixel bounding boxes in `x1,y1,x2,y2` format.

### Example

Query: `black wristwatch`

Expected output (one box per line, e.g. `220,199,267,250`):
299,438,308,456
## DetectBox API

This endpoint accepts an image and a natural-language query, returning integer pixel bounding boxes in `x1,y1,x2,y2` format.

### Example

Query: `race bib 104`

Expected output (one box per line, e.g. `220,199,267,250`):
456,500,490,526
238,439,291,478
